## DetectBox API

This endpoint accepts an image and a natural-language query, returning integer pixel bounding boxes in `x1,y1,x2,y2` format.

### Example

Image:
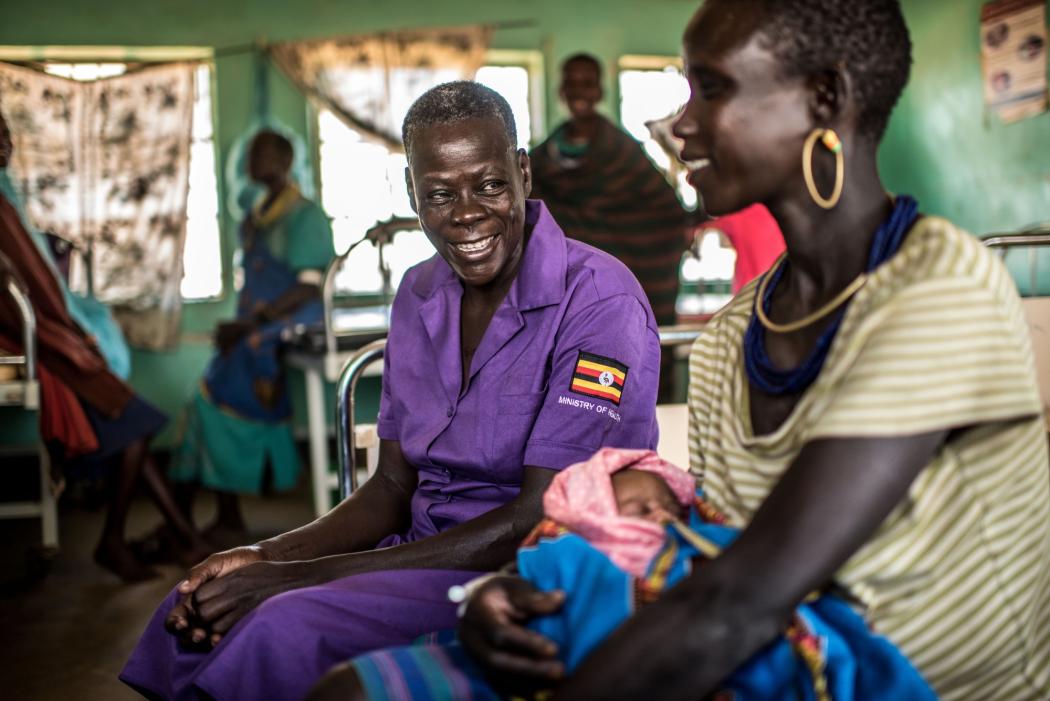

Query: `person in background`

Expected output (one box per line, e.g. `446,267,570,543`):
169,130,336,539
0,110,210,581
529,53,691,401
693,203,785,294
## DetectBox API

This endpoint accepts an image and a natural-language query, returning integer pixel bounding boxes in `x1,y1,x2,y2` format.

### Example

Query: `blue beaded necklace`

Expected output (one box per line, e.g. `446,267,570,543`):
743,195,919,396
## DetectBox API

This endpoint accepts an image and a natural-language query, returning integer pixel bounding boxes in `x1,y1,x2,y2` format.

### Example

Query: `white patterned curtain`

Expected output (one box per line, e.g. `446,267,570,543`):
269,25,491,150
0,61,196,349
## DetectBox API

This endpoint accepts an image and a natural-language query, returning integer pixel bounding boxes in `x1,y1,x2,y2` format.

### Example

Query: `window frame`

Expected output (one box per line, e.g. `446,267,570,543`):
615,53,695,210
480,48,546,147
181,61,223,301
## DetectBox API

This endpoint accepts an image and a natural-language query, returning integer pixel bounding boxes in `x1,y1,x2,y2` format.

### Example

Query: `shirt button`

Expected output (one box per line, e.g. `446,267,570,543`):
446,406,454,417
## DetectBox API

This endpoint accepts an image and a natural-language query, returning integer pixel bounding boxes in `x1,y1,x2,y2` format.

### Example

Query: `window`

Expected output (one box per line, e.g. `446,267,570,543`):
318,51,543,296
477,49,545,148
476,65,532,150
617,55,695,209
317,109,419,296
618,56,736,305
682,231,736,281
43,62,127,81
42,60,222,300
180,65,222,299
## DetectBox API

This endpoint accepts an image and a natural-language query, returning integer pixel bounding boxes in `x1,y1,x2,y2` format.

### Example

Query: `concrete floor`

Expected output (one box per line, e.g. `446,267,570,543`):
0,474,315,701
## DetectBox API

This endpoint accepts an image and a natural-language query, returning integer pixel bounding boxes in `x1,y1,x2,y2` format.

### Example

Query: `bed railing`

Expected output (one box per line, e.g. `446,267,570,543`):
0,253,57,551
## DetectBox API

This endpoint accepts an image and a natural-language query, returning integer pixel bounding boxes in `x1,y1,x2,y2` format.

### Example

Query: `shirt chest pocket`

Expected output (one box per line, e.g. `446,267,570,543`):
487,390,547,474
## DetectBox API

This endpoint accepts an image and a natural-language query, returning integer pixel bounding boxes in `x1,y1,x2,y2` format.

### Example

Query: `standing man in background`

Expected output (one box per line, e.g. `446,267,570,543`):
529,54,691,401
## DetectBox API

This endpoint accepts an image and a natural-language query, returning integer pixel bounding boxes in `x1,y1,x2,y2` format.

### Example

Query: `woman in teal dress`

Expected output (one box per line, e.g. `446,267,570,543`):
172,130,335,534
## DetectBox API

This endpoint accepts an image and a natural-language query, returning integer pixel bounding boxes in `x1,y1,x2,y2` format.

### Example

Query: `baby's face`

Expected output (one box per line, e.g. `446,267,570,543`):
611,469,685,523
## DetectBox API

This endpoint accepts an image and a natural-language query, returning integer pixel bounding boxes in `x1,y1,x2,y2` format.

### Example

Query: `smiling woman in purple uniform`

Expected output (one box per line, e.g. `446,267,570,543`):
119,81,662,701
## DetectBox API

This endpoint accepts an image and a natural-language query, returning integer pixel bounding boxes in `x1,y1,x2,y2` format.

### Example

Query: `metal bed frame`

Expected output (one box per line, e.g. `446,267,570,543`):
983,225,1050,303
983,224,1050,424
981,225,1050,251
0,255,58,551
982,225,1050,266
320,231,395,361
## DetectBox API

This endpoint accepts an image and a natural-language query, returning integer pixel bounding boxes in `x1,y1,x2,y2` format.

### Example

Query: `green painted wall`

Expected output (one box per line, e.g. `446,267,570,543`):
1,0,1047,446
883,0,1049,236
882,0,1050,295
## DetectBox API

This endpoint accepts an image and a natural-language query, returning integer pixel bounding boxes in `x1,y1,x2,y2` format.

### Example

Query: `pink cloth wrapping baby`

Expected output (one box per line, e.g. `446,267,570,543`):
542,447,697,577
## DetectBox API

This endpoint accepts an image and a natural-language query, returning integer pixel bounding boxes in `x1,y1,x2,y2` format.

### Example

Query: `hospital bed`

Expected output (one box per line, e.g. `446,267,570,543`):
283,234,393,517
0,253,58,554
983,225,1050,431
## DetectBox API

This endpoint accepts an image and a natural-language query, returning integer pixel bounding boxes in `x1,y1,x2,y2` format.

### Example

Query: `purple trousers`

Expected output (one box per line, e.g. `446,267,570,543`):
119,568,481,701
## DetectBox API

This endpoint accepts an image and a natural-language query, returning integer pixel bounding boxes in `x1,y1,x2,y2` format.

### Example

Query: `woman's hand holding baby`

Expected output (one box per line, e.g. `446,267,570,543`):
459,574,566,686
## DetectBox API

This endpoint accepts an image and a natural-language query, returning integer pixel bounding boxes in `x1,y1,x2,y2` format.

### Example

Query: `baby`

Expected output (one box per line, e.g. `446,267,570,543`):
513,448,714,672
611,467,685,521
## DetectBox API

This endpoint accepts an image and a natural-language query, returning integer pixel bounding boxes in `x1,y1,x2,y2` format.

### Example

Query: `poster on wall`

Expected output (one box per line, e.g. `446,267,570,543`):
981,0,1048,123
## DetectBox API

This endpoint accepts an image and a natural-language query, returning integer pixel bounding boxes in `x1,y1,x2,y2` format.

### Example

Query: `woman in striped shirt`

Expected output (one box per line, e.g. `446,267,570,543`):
441,1,1050,699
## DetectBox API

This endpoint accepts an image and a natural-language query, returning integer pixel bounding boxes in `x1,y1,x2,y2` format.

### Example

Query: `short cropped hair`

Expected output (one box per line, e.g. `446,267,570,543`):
561,53,602,80
401,81,517,162
748,0,912,140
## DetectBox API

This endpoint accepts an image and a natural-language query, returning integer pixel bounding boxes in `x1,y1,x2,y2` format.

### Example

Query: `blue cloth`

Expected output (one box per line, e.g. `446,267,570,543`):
518,532,638,672
204,200,328,423
351,498,936,701
0,169,130,379
77,394,168,462
67,294,131,380
353,636,500,701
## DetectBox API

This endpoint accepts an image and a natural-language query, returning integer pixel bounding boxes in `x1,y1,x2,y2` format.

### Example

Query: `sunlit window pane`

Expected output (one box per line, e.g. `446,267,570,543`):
681,231,736,283
318,110,430,295
618,65,695,209
475,65,531,150
43,62,128,81
180,63,222,299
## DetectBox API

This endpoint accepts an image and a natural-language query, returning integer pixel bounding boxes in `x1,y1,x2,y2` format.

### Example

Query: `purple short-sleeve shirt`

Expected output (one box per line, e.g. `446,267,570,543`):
377,200,660,542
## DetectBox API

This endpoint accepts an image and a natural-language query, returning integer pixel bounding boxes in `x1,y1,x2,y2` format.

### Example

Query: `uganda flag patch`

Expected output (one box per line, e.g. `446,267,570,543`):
570,351,629,405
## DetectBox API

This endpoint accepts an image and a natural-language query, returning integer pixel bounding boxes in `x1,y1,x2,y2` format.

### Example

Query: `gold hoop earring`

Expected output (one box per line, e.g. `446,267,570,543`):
802,128,844,209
